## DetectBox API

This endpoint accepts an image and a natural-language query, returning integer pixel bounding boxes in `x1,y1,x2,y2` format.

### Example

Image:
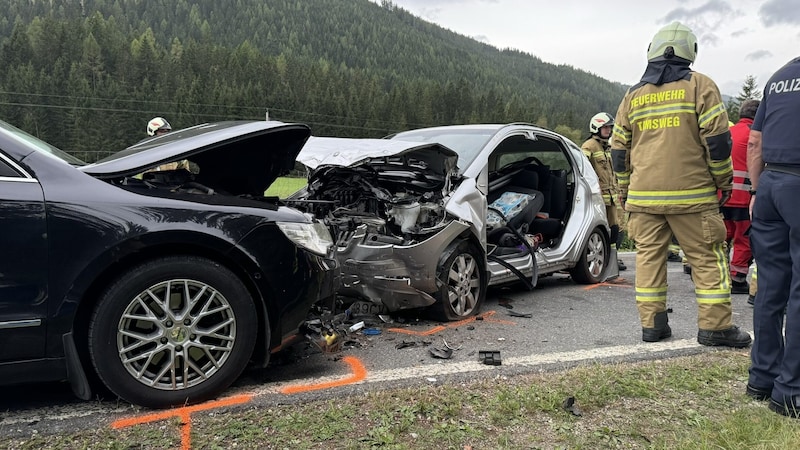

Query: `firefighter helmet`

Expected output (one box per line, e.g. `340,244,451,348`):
147,117,172,136
589,112,614,134
647,21,698,63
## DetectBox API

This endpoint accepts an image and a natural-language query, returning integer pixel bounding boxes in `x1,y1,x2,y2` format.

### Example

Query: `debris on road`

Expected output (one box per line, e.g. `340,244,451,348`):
498,298,514,309
429,347,453,359
396,340,432,349
478,350,501,365
507,310,532,318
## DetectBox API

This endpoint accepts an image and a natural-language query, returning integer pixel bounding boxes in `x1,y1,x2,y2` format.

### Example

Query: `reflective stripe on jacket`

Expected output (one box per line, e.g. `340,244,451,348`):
581,136,617,205
727,118,753,209
610,72,732,214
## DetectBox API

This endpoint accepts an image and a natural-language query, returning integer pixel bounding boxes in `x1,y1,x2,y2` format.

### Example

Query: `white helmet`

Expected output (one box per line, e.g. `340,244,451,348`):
589,112,614,134
147,117,172,136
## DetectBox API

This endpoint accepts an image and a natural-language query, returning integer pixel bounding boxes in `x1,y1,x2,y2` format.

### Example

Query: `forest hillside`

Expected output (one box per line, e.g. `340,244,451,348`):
0,0,627,161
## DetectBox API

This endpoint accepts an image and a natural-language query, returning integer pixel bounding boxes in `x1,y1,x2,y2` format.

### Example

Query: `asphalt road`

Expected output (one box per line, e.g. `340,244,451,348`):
0,252,756,440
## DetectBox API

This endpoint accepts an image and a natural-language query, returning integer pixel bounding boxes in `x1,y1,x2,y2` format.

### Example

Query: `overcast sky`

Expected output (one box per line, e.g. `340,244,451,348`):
378,0,800,96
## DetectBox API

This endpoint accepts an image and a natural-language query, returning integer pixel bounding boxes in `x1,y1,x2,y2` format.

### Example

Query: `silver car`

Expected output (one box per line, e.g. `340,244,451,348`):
294,124,617,321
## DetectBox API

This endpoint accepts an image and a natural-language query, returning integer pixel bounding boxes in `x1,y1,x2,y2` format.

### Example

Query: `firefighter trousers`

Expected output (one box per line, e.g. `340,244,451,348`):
628,210,732,331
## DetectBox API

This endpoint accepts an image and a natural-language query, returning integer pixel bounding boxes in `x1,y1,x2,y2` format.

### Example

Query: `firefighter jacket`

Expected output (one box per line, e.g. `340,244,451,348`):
610,71,732,214
727,118,753,209
581,136,617,205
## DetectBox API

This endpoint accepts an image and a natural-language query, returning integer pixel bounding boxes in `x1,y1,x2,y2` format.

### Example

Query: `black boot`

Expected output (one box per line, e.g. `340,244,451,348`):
642,311,671,342
731,279,749,294
697,325,752,348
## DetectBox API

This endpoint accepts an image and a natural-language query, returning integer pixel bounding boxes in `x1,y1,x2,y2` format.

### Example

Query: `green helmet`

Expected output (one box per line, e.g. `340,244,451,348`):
647,21,698,62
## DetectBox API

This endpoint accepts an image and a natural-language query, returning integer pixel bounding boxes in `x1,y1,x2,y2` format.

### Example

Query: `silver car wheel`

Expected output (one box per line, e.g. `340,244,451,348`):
117,279,236,390
585,231,606,278
446,253,480,317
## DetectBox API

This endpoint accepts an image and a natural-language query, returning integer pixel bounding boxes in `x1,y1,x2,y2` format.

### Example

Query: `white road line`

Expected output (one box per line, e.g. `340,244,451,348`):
0,338,735,427
251,338,709,395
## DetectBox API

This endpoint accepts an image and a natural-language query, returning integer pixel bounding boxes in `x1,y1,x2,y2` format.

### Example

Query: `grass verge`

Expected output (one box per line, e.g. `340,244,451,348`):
265,176,307,198
7,351,800,449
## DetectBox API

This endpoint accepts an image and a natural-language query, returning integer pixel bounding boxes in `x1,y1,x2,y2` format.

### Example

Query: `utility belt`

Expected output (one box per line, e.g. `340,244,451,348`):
765,163,800,177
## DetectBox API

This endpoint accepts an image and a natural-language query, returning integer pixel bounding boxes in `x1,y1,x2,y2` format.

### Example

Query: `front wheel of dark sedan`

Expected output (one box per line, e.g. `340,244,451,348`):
88,256,258,408
431,240,487,321
569,227,609,284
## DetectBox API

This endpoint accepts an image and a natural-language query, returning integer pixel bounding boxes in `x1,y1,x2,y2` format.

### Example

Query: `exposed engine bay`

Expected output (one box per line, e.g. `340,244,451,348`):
295,150,460,246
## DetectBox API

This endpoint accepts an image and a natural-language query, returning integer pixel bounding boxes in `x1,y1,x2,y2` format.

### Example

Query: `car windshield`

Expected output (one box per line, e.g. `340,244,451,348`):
0,120,86,165
389,127,497,172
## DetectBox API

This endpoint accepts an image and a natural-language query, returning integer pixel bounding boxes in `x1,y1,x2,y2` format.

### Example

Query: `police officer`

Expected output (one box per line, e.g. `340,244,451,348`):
581,112,626,271
746,56,800,416
610,21,751,347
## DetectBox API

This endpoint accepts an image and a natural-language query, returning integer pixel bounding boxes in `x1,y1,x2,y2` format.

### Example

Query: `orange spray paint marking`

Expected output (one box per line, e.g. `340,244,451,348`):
111,394,252,450
280,355,367,394
583,279,632,291
387,310,515,336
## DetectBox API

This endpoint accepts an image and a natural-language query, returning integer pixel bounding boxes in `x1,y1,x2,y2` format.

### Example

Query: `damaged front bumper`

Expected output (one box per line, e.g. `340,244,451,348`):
336,219,472,311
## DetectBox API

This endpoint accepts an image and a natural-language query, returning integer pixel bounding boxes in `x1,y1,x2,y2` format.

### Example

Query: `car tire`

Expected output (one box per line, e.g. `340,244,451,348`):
431,240,487,321
569,227,609,284
88,256,258,408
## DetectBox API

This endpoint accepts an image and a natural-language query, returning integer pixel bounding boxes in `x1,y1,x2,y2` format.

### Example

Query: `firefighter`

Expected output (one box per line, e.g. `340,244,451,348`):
147,116,172,136
144,117,189,172
581,112,626,271
610,21,751,347
748,264,757,306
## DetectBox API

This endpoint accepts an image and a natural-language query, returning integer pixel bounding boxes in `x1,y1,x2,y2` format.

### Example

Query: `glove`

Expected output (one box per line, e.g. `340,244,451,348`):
719,190,732,207
618,195,627,210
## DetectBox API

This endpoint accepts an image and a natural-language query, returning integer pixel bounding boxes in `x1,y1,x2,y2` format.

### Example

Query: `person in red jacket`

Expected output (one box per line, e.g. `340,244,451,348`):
724,99,760,293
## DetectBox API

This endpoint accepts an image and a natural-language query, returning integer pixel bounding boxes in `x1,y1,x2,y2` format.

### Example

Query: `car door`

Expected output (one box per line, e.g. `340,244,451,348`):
0,151,48,362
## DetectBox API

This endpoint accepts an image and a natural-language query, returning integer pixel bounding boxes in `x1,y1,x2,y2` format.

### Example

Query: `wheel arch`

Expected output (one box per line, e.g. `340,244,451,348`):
569,224,611,284
70,237,274,392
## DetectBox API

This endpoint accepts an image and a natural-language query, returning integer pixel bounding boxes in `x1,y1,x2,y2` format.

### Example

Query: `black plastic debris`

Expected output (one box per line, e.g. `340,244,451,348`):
396,340,417,349
507,310,532,318
562,396,582,416
429,347,453,359
478,350,501,365
498,298,514,309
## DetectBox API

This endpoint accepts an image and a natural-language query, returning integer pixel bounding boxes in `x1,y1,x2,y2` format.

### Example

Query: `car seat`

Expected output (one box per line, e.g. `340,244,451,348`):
531,168,568,241
487,186,544,249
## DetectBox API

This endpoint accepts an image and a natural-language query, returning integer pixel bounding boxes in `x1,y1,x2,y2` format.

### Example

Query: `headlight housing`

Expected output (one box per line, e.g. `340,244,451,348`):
277,221,333,256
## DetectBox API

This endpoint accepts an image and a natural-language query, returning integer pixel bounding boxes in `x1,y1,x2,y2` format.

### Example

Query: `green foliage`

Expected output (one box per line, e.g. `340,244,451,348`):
0,0,627,161
553,124,582,143
727,74,761,122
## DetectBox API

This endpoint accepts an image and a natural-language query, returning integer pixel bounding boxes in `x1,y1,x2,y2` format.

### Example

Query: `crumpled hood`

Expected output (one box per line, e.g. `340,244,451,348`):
297,136,459,175
80,121,311,196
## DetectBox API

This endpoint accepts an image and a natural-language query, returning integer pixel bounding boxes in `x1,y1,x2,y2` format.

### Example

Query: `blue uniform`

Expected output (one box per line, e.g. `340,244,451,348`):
748,56,800,411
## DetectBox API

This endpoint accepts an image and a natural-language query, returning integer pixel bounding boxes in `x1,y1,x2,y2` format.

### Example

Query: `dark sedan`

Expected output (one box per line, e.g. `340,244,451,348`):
0,120,338,408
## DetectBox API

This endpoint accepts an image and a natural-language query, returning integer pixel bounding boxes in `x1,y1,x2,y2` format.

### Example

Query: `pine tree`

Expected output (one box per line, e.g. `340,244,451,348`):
727,75,760,122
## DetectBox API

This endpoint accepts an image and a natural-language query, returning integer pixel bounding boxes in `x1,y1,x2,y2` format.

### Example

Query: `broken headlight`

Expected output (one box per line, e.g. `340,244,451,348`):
277,221,334,256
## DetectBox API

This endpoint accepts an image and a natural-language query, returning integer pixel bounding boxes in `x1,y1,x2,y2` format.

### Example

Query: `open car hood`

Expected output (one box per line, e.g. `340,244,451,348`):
297,137,459,174
80,121,311,196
